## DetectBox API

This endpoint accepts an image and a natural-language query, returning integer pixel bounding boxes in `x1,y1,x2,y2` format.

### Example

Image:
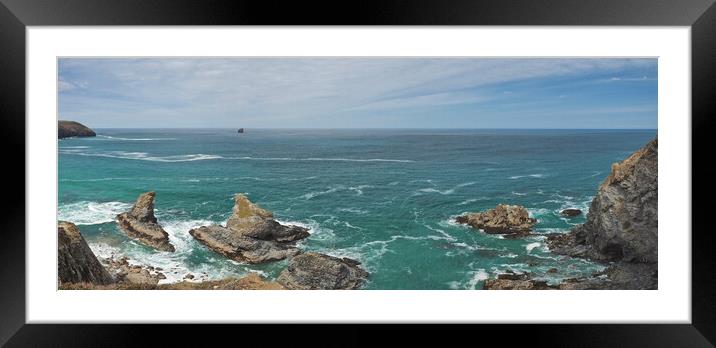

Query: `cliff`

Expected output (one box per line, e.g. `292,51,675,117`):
58,120,96,139
58,221,114,285
546,138,658,289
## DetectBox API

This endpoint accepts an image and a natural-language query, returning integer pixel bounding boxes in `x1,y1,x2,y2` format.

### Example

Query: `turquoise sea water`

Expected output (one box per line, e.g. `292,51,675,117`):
58,129,656,289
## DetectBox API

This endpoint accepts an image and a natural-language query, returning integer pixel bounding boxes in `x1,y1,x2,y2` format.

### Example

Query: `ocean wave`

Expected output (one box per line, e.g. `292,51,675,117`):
415,182,476,196
228,156,414,163
508,174,545,179
349,185,373,196
59,146,90,149
60,150,222,162
512,191,528,196
336,207,369,215
58,201,132,225
300,186,345,200
95,135,177,141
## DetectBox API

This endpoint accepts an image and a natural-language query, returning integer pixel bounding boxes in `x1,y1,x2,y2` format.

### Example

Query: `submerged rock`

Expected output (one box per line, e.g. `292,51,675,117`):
58,120,96,139
189,194,310,264
58,221,114,285
226,194,310,243
456,204,536,235
116,192,175,252
560,208,582,217
189,225,301,264
277,252,369,290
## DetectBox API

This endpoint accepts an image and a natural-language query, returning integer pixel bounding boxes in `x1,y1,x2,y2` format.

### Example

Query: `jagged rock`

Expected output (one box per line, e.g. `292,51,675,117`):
456,204,536,235
560,208,582,217
102,256,165,286
58,221,113,285
226,194,310,243
58,272,285,290
548,138,658,263
484,278,555,290
58,120,96,139
277,252,369,290
189,225,300,264
116,192,175,252
189,194,311,264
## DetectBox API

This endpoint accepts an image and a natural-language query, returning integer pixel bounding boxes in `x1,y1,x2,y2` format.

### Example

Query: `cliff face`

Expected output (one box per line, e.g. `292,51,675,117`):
58,120,96,139
58,221,114,285
546,138,658,289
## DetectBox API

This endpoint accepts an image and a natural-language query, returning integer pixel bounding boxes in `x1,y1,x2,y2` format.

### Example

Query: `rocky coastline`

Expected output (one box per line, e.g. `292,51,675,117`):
59,193,369,290
483,138,658,290
58,139,656,290
58,120,96,139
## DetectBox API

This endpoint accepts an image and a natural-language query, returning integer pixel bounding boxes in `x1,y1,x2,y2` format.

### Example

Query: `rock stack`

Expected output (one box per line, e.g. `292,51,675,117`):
116,191,175,252
189,194,310,264
58,120,96,139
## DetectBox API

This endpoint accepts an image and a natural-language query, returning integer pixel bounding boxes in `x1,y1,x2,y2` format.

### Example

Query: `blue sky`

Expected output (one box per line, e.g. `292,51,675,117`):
58,58,657,129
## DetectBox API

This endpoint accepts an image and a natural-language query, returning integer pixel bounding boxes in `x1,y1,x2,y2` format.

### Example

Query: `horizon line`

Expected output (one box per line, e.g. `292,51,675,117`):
86,127,658,130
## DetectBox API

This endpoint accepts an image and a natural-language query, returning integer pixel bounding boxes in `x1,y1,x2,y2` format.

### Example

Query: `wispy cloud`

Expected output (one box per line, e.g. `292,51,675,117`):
58,58,657,128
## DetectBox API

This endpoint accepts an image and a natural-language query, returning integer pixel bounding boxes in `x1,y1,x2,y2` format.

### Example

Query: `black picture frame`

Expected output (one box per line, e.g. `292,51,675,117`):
1,0,714,346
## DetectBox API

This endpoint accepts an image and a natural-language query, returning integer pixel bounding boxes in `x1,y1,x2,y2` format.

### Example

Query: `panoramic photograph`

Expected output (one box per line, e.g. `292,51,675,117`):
57,57,657,290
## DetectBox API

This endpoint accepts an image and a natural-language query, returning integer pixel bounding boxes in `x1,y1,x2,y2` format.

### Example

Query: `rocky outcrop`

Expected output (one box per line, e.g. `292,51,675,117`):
226,194,310,243
544,138,658,290
116,192,175,252
189,194,309,264
58,120,96,139
189,225,301,264
58,221,114,285
59,272,284,290
560,208,582,217
548,138,658,263
277,252,369,290
103,256,166,286
456,204,536,236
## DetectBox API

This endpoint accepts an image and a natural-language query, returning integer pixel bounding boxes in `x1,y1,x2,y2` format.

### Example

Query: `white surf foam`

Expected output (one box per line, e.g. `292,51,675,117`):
96,135,176,141
62,150,222,162
58,201,132,225
509,174,546,179
230,156,414,163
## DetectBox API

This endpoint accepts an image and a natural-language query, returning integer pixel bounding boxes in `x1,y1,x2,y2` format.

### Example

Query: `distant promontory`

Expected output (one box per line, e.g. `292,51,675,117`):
58,120,96,139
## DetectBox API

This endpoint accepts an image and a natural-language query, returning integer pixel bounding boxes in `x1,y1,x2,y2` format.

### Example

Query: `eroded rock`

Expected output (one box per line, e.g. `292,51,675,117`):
58,221,114,285
189,225,301,264
456,204,536,235
116,192,175,252
277,252,369,290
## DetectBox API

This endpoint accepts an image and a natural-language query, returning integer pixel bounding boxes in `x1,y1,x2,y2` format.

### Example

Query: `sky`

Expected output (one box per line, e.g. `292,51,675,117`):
58,58,657,129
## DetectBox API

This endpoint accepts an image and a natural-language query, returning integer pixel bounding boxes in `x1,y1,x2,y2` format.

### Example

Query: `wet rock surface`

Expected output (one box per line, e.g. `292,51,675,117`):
456,204,537,236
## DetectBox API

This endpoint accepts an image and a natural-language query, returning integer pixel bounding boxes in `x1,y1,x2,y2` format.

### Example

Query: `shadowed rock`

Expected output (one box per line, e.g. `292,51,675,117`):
456,204,536,235
548,138,658,264
58,120,96,139
189,225,301,264
58,221,113,285
560,208,582,217
277,252,369,290
116,192,175,252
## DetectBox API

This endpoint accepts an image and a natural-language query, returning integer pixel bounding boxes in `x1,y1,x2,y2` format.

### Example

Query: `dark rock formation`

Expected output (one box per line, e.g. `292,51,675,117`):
116,192,175,252
226,194,310,243
58,221,113,285
456,204,536,235
277,252,369,290
545,138,658,289
189,194,310,264
560,208,582,217
58,120,96,139
189,225,301,264
548,138,658,263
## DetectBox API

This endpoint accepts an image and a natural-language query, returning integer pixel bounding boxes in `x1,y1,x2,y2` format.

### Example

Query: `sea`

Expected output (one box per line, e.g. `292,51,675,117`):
58,128,656,289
